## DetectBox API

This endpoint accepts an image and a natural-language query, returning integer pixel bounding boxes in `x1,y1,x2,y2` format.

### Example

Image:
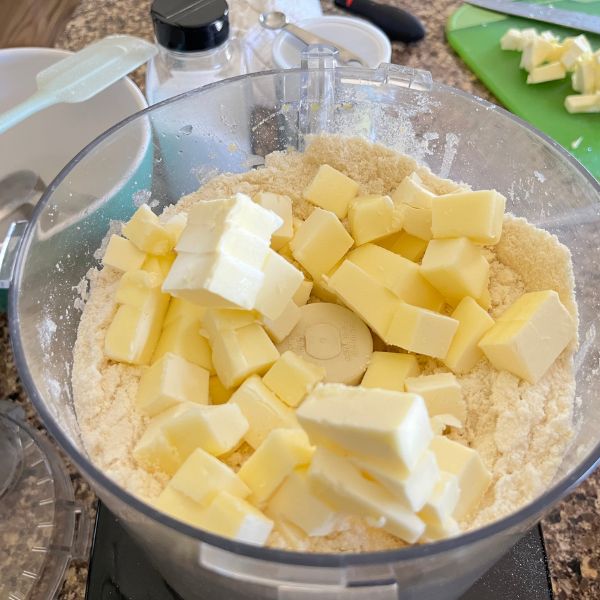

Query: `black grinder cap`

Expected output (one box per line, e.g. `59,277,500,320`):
151,0,230,52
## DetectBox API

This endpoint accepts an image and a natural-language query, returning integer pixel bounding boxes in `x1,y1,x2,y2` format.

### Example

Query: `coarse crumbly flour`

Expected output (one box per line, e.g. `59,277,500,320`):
72,136,577,552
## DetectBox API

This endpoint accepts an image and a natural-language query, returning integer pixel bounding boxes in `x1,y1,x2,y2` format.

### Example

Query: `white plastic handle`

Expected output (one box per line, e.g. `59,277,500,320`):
0,220,27,290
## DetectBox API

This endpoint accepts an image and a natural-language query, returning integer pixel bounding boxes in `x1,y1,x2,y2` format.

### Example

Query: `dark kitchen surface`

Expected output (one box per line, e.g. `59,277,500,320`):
0,0,597,599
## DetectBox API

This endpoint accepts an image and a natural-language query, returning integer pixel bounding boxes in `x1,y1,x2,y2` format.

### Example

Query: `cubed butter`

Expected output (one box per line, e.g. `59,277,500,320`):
564,93,600,114
290,208,354,280
292,280,313,306
154,486,206,528
255,191,294,250
444,296,494,373
164,213,187,244
203,308,256,342
209,375,234,405
238,428,314,505
391,172,436,240
560,34,592,70
360,351,419,392
527,61,566,83
142,252,176,281
133,419,180,475
348,194,403,246
103,235,146,272
115,270,162,307
520,37,555,71
572,54,597,94
430,413,463,435
418,471,460,526
163,296,206,328
263,350,326,408
261,301,302,343
500,28,525,51
404,373,466,422
376,231,428,262
303,164,359,218
122,204,173,255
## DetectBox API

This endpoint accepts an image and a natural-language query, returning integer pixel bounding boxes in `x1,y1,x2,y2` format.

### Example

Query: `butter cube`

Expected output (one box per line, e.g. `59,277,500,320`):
500,28,525,51
163,297,206,328
255,250,304,320
238,429,314,505
527,61,566,84
142,252,176,281
520,37,555,71
348,194,403,246
292,280,313,306
420,517,460,542
154,487,206,528
565,93,600,114
430,414,463,435
360,351,419,392
376,231,428,262
229,375,298,449
262,301,301,343
431,190,505,245
347,244,444,311
404,373,466,422
169,447,250,505
572,55,597,94
161,402,248,459
136,352,209,417
418,471,460,526
200,491,274,545
311,274,340,304
561,34,592,70
263,350,326,408
478,290,575,383
297,383,432,470
386,303,459,359
308,448,425,543
421,238,489,307
133,420,181,475
430,436,491,519
290,208,354,280
327,260,399,339
303,164,359,219
103,235,146,271
209,375,234,405
211,323,279,389
115,270,162,307
164,213,187,244
255,192,293,250
444,297,494,373
203,308,256,342
268,469,340,536
122,204,173,255
391,172,435,240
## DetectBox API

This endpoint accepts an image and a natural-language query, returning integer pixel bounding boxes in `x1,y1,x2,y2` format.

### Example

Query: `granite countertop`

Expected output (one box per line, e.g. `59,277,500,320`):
1,0,597,598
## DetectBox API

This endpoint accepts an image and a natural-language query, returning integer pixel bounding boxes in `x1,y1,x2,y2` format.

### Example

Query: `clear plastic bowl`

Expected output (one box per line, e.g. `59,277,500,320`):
8,58,600,600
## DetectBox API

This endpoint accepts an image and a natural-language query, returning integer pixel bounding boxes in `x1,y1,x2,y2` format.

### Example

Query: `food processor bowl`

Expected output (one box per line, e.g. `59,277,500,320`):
6,54,600,600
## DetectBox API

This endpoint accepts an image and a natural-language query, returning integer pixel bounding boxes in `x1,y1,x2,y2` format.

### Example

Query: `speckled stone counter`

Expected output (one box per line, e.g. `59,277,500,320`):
2,0,597,598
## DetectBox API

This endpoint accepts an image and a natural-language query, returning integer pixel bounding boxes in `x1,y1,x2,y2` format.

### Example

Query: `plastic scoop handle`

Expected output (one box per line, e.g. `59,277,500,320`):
0,35,157,135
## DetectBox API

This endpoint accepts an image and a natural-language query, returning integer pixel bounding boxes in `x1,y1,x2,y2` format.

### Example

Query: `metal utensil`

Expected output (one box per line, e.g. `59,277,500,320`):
259,11,367,66
0,170,45,240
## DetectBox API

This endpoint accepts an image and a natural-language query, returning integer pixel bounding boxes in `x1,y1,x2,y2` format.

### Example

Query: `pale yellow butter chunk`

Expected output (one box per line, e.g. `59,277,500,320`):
154,486,206,528
421,237,490,307
255,250,304,320
418,471,460,526
478,290,575,384
527,61,566,84
297,383,432,470
115,270,163,307
308,448,425,544
263,350,326,408
431,190,505,245
327,260,399,339
520,37,555,71
430,413,463,435
203,308,256,342
303,164,359,219
200,490,274,545
261,301,302,343
208,375,234,405
290,207,354,280
572,54,598,94
255,191,294,250
292,280,313,306
560,34,592,70
161,401,248,460
163,297,206,328
103,235,146,272
500,28,525,51
360,351,419,392
122,204,173,255
430,436,491,520
347,244,444,311
142,251,176,281
238,429,314,505
268,469,341,537
565,93,600,114
385,303,459,359
136,352,209,417
229,375,299,449
211,323,279,389
133,419,181,475
444,296,495,374
352,450,440,512
376,231,428,262
391,172,436,240
404,373,466,423
169,447,250,505
164,213,187,245
348,194,403,246
420,517,460,542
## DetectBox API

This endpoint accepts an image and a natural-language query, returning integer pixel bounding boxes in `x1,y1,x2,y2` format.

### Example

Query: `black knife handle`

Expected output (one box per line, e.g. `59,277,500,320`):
334,0,425,43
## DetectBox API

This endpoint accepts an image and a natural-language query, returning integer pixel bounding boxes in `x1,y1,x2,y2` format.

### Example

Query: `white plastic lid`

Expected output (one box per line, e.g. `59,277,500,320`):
272,16,392,70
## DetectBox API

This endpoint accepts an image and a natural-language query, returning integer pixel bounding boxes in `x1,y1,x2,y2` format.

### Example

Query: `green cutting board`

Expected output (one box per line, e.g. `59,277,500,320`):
446,1,600,180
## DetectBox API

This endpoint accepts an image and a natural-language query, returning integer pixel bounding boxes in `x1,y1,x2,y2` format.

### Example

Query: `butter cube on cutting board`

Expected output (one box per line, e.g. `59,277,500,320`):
168,447,250,505
303,164,360,219
122,204,174,255
348,194,403,246
430,436,491,520
572,54,598,95
229,375,299,449
211,323,279,389
290,207,354,280
444,296,494,374
421,237,489,307
263,351,326,408
478,290,575,383
268,469,340,536
297,383,432,469
360,351,420,392
102,235,146,272
376,231,428,263
136,352,209,417
386,303,459,359
238,429,314,505
347,244,444,311
391,172,436,240
255,191,294,250
520,37,555,71
431,190,505,245
561,34,592,70
527,62,566,84
565,93,600,114
308,448,425,543
404,373,466,423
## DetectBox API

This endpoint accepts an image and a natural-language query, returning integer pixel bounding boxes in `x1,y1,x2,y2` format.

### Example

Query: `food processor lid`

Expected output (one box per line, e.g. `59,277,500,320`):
0,401,90,600
151,0,230,52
